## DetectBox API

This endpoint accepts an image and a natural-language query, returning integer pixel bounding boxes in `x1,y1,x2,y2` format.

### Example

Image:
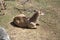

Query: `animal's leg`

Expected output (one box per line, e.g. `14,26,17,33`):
27,22,37,29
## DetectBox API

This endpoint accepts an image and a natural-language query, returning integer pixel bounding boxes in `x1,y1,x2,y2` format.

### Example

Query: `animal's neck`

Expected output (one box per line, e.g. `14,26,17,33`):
29,11,40,22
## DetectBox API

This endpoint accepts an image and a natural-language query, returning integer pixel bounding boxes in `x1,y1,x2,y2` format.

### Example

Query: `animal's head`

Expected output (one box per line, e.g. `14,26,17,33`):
34,10,45,15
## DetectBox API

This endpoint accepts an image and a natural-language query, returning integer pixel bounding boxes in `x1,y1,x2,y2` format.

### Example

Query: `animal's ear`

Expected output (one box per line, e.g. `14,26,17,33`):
33,10,41,14
33,10,38,12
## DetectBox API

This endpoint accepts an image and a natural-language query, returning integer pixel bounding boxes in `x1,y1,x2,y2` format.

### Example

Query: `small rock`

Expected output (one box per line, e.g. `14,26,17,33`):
0,27,10,40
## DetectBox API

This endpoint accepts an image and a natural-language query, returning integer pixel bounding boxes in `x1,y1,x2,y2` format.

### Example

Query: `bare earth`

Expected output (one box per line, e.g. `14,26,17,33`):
0,0,60,40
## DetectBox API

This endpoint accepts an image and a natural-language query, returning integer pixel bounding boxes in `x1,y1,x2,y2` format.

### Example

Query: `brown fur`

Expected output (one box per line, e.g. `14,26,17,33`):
13,10,40,28
13,14,29,27
29,10,40,23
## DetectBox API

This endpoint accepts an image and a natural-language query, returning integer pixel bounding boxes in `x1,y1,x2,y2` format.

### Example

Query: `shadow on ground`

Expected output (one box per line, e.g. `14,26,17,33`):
10,22,37,29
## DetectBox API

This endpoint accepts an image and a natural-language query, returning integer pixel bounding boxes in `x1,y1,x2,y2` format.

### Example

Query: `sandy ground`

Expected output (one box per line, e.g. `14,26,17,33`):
0,0,60,40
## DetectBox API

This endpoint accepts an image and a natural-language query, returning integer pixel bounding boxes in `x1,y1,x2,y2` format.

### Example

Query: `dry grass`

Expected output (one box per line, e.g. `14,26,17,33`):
0,0,60,40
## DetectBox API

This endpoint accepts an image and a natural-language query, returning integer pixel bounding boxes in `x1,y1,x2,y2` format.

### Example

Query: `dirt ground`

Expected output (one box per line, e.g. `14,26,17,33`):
0,0,60,40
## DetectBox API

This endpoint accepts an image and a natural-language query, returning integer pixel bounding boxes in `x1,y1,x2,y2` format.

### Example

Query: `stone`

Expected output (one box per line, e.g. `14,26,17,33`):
0,27,10,40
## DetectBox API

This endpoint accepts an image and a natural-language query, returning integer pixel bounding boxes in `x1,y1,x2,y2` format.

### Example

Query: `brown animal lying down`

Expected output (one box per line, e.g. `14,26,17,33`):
13,14,36,29
13,10,41,29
